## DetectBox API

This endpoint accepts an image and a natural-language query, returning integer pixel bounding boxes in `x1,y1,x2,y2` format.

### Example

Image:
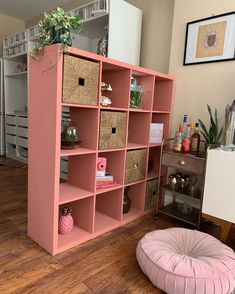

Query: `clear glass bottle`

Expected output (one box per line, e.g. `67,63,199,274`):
173,124,185,152
182,114,188,133
61,118,81,149
182,125,191,153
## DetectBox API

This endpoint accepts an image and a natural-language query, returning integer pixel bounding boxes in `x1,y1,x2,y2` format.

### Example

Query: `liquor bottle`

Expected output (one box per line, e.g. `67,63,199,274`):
182,114,188,133
189,123,195,136
190,123,200,153
173,124,185,152
182,125,191,153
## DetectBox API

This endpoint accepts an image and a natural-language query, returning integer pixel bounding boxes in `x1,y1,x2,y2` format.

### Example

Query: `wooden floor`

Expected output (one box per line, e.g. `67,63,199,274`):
0,157,234,294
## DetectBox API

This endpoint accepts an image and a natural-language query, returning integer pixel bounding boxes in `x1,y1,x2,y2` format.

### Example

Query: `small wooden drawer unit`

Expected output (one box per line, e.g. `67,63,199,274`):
145,179,159,210
125,149,147,184
63,55,99,105
162,151,204,175
99,110,127,150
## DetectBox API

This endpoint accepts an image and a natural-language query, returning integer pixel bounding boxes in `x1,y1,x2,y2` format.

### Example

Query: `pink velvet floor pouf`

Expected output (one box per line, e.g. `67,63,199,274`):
136,228,235,294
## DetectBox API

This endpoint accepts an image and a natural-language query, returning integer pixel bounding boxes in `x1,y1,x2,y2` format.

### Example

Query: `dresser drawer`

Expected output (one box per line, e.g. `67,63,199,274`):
16,116,28,127
6,125,16,135
16,126,28,138
6,134,16,145
6,115,16,125
16,136,28,148
162,152,204,175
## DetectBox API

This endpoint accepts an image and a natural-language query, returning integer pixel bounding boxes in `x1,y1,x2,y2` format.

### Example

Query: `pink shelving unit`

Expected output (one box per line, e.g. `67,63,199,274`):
28,44,175,255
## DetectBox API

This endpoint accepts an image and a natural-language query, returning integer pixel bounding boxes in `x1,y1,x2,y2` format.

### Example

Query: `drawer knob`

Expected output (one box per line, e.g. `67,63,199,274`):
178,160,186,166
134,163,139,169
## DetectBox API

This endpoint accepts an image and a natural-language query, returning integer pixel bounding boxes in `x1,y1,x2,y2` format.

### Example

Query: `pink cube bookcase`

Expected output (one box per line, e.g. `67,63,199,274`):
28,44,175,255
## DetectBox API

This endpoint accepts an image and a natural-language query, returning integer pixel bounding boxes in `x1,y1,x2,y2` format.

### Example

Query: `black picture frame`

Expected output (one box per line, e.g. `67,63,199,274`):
183,11,235,65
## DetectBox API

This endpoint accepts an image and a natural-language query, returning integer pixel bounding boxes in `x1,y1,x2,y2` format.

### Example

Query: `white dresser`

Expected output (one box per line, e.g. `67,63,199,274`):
202,148,235,241
203,148,235,223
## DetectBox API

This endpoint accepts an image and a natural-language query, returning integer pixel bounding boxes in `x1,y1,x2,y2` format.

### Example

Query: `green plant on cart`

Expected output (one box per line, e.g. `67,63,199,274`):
198,104,223,145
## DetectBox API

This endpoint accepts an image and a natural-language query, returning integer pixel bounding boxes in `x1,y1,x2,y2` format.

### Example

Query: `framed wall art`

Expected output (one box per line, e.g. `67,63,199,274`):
183,11,235,65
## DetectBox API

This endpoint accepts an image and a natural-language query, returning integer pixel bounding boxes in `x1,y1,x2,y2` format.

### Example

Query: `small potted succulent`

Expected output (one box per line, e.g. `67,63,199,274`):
198,104,223,149
31,7,82,60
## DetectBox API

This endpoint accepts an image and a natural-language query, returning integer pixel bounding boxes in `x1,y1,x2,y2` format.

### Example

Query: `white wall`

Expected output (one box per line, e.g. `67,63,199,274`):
169,0,235,136
0,13,25,57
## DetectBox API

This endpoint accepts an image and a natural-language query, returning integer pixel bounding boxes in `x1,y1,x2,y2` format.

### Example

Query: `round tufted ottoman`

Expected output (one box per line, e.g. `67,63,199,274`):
136,228,235,294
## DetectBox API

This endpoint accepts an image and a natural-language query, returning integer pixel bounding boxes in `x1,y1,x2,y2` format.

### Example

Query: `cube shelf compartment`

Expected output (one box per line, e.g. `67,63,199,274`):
58,196,95,251
95,188,123,233
122,182,146,223
59,153,96,204
97,150,125,189
131,71,155,111
152,113,171,142
128,112,151,148
147,147,161,180
28,45,174,255
101,62,131,109
66,107,99,152
153,77,174,112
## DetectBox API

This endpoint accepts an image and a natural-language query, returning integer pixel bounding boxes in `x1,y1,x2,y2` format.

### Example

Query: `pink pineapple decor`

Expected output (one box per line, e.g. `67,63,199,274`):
59,207,74,234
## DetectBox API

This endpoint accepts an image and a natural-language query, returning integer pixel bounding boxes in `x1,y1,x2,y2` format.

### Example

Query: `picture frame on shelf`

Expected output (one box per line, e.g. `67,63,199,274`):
183,11,235,65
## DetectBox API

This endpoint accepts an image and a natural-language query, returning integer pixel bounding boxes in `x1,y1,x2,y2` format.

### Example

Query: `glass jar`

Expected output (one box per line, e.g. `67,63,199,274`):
130,77,143,109
61,119,81,149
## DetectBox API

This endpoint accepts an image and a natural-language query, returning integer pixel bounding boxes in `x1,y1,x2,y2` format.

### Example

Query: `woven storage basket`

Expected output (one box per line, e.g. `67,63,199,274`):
63,55,99,105
145,179,159,210
125,149,147,184
99,111,127,150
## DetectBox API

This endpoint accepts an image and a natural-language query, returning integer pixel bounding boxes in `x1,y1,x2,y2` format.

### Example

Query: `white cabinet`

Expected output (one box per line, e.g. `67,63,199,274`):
70,0,142,65
202,148,235,224
3,54,29,162
108,0,142,65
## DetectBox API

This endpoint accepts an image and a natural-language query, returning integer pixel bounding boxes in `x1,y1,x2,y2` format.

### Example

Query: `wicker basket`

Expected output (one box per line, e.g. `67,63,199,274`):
145,179,159,210
63,55,99,105
99,111,127,150
125,149,147,184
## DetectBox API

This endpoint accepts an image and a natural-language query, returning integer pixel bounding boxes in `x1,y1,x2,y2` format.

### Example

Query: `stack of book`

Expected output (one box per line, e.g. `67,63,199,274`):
96,173,117,189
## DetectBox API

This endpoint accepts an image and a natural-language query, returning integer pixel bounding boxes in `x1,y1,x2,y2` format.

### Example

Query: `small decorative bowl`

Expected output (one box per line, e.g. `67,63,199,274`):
178,202,193,215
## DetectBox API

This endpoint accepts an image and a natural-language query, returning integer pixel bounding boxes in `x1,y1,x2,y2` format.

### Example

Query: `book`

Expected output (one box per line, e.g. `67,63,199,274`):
96,179,114,185
96,175,113,180
96,182,117,189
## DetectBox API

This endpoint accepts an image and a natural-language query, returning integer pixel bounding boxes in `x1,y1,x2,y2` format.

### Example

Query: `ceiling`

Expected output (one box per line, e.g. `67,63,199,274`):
0,0,73,20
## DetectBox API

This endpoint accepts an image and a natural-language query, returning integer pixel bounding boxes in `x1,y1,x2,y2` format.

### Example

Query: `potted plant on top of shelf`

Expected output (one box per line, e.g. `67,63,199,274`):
30,7,82,60
198,104,223,150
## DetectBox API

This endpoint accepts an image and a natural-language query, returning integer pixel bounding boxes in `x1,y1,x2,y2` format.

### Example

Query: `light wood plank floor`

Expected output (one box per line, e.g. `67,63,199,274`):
0,157,234,294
